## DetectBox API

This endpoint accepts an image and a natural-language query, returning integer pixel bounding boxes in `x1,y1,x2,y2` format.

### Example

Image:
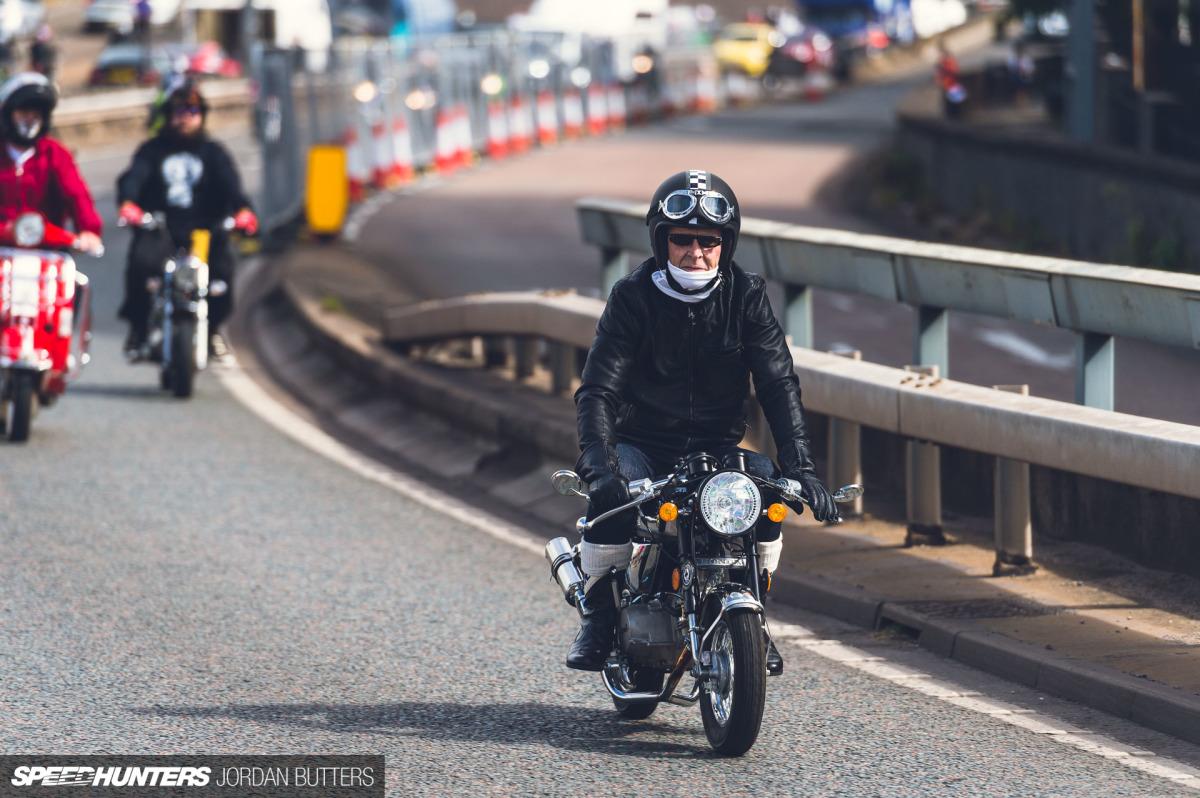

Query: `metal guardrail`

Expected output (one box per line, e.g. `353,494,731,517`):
576,197,1200,412
381,287,1200,572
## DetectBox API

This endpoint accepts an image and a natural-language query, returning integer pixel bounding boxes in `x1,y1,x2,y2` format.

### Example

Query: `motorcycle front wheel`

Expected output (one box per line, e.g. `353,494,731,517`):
700,611,766,756
170,318,197,399
5,371,36,442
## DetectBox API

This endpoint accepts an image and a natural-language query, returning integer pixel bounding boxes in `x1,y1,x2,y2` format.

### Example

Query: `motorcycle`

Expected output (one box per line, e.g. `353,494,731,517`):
120,213,232,399
0,212,99,442
547,452,863,756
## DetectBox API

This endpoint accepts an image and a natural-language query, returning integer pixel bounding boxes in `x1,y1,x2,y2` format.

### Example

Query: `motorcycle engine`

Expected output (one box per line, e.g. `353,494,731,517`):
618,599,683,670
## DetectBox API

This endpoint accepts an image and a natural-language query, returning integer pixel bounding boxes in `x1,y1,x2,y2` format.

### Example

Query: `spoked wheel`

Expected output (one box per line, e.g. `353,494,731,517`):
170,318,196,398
610,665,664,720
700,611,766,756
5,371,36,442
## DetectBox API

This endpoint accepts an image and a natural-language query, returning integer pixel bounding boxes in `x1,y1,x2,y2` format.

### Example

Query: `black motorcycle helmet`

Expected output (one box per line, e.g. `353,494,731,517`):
157,75,208,138
0,72,57,147
645,170,741,272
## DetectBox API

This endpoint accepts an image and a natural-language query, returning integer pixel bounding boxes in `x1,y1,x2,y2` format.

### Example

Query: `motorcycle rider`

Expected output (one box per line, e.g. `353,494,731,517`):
569,170,840,674
0,73,103,254
116,77,257,361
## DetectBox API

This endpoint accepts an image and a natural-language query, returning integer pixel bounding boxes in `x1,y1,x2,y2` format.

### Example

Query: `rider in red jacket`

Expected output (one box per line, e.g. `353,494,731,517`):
0,73,103,251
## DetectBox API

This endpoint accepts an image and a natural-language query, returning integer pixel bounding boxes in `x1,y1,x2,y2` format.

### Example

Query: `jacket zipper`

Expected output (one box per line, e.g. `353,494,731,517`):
685,305,696,451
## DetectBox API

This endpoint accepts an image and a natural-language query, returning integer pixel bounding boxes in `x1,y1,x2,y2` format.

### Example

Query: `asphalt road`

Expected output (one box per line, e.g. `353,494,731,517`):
4,100,1200,795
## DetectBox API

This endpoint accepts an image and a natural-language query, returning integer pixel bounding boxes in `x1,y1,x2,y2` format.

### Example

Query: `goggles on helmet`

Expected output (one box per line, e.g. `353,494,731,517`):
658,189,735,224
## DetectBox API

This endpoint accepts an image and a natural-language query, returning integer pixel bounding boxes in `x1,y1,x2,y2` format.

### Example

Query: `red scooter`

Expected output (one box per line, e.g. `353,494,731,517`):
0,212,101,442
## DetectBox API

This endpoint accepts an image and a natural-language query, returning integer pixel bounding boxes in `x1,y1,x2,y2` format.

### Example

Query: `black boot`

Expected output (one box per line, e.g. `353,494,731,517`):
566,578,617,671
766,638,784,676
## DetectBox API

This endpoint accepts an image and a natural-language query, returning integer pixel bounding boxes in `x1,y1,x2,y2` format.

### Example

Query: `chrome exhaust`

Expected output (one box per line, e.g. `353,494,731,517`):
544,537,585,609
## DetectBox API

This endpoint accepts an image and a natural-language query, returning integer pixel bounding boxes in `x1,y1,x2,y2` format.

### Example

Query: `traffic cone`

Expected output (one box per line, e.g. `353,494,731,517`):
586,83,607,135
509,95,532,153
455,103,474,167
606,83,626,130
563,88,584,138
343,124,367,202
628,84,650,125
434,108,459,174
370,119,391,189
390,111,414,184
486,99,509,159
696,70,719,113
536,89,558,145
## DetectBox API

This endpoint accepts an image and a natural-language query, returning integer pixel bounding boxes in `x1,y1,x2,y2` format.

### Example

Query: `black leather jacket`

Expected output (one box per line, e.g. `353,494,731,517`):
574,257,819,485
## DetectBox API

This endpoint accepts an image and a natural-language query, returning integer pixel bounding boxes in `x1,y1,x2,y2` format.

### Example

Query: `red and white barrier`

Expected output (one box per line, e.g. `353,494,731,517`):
486,99,509,159
536,89,558,145
390,112,414,184
343,124,368,202
586,84,607,135
696,71,719,113
628,85,650,125
562,89,584,138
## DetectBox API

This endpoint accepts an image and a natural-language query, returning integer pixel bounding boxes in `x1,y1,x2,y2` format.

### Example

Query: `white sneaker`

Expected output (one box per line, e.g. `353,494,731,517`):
208,333,233,365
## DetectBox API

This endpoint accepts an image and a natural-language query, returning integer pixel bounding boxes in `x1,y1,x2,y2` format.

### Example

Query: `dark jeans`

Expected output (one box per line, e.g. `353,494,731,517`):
583,442,784,545
120,228,235,335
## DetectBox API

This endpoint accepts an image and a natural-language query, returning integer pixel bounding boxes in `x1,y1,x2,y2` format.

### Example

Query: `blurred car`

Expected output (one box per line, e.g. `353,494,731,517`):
764,25,837,81
162,41,241,78
87,43,171,87
713,22,785,78
84,0,182,32
333,3,390,36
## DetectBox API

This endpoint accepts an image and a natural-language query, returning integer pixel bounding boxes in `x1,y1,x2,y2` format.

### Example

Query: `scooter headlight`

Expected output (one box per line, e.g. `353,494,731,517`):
13,213,44,247
699,471,762,537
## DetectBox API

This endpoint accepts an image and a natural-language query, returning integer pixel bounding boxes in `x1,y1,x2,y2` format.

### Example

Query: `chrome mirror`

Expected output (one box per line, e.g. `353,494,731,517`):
833,484,865,503
551,470,586,498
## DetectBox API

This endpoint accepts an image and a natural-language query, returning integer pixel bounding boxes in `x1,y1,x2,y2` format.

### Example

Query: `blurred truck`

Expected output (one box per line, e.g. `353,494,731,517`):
793,0,914,77
508,0,670,83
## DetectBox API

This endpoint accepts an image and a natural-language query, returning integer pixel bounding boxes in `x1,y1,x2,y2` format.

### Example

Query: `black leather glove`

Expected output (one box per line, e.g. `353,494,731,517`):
587,473,632,515
796,473,839,523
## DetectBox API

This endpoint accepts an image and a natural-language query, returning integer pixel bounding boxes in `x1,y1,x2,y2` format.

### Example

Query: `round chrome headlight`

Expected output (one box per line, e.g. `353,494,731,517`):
13,213,44,247
699,471,762,537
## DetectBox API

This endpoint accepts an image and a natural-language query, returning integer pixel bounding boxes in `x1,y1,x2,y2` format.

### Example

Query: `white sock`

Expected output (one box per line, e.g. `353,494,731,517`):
758,538,783,573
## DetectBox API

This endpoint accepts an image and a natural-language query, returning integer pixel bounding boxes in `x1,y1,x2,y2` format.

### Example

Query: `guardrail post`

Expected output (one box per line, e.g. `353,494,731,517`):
915,306,949,376
784,285,813,348
484,337,508,368
904,364,944,546
1076,332,1115,410
601,246,627,298
551,341,575,396
514,337,538,380
993,384,1036,576
829,350,863,517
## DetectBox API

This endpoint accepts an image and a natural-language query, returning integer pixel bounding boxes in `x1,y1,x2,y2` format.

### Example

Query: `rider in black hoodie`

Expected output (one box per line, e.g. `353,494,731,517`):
116,77,257,361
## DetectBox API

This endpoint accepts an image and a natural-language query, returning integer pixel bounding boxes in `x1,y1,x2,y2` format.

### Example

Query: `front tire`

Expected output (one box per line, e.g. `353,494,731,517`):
700,611,766,756
170,318,196,398
5,371,36,442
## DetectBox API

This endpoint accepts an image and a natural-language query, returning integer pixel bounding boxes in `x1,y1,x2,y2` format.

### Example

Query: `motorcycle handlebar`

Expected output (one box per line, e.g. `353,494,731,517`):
577,474,863,534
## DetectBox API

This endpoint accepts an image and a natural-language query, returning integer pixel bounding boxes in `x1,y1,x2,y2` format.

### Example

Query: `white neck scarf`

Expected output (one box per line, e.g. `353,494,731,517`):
652,261,721,303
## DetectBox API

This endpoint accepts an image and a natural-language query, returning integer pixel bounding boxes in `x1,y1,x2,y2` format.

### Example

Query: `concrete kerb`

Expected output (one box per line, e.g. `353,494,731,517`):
274,255,1200,747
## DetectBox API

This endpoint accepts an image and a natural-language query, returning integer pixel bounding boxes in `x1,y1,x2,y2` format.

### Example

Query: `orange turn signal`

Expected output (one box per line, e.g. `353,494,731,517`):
767,503,788,523
659,502,678,522
765,570,772,592
671,568,681,590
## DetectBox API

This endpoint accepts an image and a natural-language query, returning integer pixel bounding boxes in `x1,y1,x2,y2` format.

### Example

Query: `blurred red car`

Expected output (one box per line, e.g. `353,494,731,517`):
764,25,837,80
163,41,242,78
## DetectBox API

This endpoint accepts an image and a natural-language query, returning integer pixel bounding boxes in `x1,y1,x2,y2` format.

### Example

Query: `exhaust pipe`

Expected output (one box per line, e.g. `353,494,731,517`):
545,537,586,608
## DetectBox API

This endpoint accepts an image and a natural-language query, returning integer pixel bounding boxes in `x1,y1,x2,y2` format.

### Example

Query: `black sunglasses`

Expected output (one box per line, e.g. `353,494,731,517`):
667,233,723,249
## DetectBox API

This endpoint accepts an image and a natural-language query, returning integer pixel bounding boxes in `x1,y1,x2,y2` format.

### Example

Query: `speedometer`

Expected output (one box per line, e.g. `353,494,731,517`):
699,471,763,537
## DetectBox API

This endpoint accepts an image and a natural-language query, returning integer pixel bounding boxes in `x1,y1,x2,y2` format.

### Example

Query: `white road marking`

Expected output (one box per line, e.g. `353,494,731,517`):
215,346,1200,791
